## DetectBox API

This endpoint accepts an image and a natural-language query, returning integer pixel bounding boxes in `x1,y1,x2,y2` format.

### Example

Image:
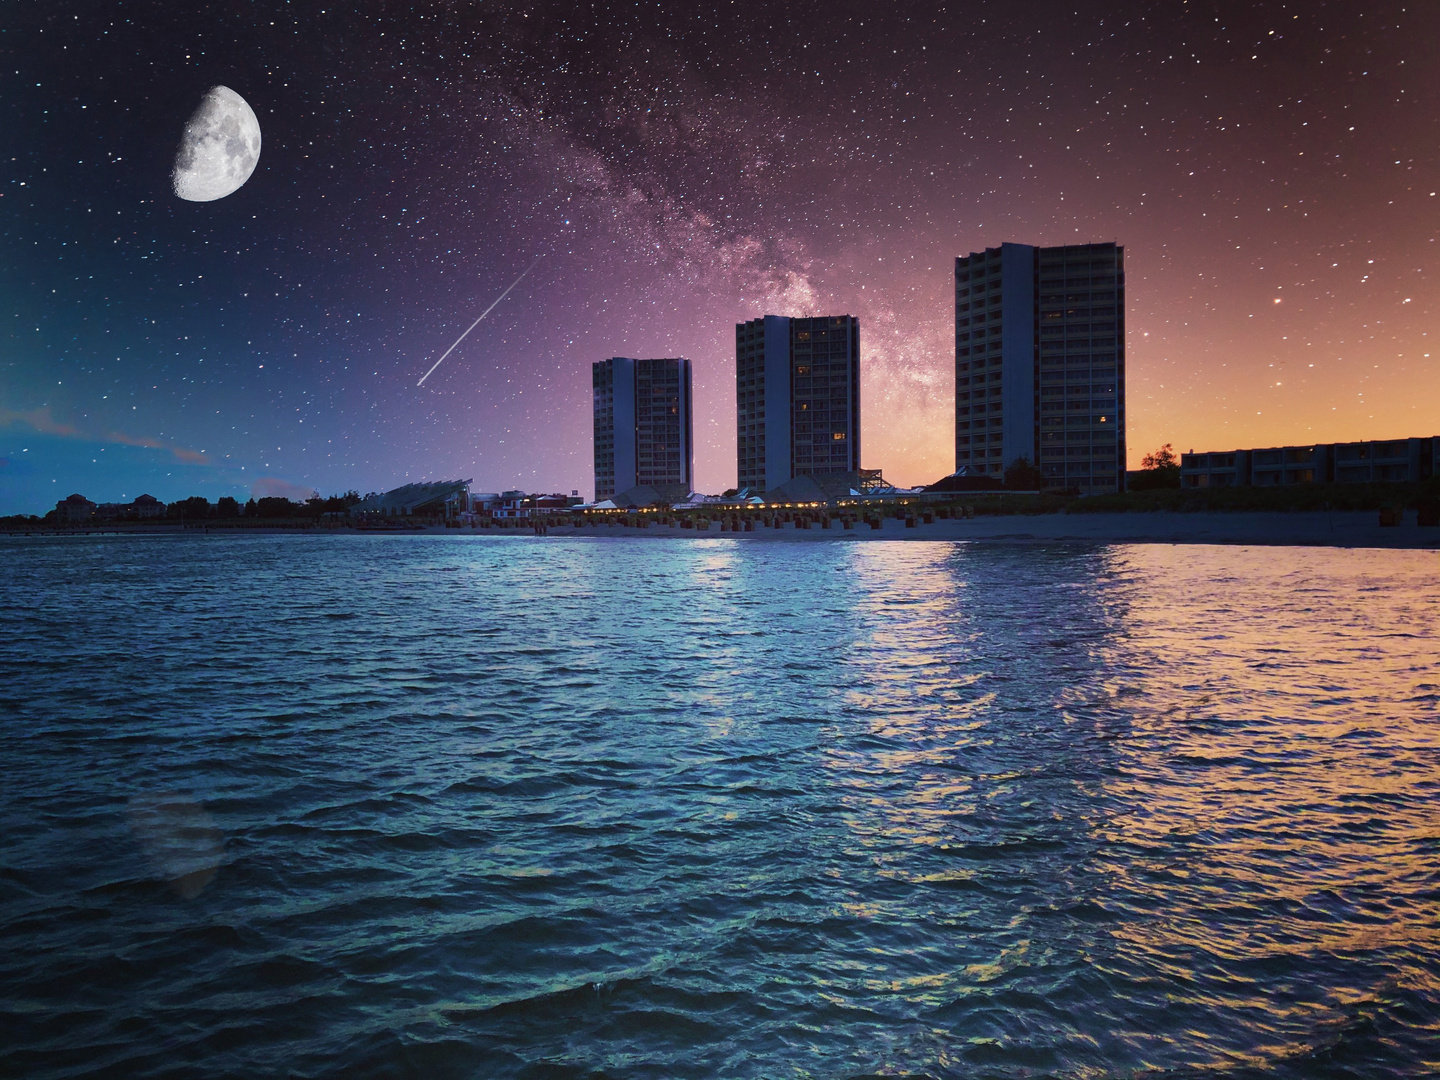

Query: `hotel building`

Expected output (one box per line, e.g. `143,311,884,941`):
736,315,861,492
592,357,694,502
955,242,1126,493
1180,436,1440,488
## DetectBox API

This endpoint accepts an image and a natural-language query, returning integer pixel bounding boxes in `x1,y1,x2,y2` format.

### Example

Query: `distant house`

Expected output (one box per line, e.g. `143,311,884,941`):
492,490,530,520
609,483,691,509
131,494,166,519
349,479,472,520
55,493,97,523
95,494,168,522
529,493,585,515
924,466,1003,494
764,469,896,504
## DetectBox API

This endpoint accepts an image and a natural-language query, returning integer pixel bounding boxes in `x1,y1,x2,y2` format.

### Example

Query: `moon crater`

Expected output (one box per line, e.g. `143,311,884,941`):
171,85,261,203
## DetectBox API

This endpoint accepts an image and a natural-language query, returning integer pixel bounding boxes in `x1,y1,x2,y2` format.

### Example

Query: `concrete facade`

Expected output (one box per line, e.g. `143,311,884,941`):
736,315,861,492
592,357,694,502
1181,437,1440,487
956,242,1126,494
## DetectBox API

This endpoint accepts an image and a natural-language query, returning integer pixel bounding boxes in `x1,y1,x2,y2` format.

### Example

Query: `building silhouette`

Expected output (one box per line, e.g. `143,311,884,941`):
736,315,860,492
955,242,1125,493
54,493,97,523
592,357,694,502
349,480,472,520
1181,436,1439,488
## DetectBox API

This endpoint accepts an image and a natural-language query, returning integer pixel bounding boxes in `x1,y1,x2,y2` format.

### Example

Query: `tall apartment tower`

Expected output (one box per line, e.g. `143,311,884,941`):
955,242,1125,493
736,315,860,492
592,357,694,502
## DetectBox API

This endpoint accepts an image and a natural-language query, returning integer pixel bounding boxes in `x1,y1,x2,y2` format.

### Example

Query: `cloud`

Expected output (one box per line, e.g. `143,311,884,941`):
0,406,212,465
104,431,164,449
0,406,80,438
104,431,211,464
250,476,317,501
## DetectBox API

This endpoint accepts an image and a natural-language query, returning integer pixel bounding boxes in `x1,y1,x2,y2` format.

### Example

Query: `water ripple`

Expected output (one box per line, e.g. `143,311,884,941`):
1,535,1437,1078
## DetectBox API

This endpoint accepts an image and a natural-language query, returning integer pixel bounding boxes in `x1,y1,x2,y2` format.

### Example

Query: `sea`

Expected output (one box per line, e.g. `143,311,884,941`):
2,532,1438,1079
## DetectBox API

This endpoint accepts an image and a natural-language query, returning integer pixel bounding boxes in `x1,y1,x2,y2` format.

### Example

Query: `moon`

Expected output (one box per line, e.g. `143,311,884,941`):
171,85,261,202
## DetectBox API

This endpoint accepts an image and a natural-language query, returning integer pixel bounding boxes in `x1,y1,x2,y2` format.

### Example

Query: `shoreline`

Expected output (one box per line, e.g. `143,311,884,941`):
547,509,1439,548
7,510,1438,549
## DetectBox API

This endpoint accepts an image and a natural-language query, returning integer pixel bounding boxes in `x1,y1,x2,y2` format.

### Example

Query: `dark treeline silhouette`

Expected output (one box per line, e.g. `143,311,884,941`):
4,491,362,529
168,491,362,520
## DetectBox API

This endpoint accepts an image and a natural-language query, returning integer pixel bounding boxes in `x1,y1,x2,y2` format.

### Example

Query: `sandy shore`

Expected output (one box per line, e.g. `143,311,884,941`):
9,511,1436,549
543,510,1440,549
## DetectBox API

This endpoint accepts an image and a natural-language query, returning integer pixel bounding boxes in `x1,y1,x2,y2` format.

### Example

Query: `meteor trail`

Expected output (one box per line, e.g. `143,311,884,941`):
416,257,541,387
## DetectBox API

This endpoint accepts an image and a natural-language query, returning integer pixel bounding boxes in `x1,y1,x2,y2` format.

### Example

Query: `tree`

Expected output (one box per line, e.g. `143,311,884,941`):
1003,456,1043,491
168,496,212,520
321,490,361,514
1131,443,1181,490
1141,443,1178,470
216,496,240,519
255,496,296,518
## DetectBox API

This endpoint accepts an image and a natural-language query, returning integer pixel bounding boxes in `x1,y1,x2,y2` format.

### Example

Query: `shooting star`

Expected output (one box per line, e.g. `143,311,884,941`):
417,257,541,387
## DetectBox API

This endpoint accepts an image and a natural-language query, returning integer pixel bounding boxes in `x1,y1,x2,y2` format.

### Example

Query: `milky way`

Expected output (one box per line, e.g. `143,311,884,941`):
2,1,1437,509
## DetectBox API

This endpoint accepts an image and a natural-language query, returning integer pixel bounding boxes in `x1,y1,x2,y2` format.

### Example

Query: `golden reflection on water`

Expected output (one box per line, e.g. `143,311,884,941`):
809,542,1440,1068
1093,547,1440,965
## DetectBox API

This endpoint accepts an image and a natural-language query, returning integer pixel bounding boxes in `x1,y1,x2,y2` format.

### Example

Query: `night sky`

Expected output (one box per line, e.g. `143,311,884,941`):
3,0,1437,513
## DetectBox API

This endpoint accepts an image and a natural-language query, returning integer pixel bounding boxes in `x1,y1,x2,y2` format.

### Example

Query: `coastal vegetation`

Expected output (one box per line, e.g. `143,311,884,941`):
1128,444,1182,490
0,491,363,530
4,481,1437,533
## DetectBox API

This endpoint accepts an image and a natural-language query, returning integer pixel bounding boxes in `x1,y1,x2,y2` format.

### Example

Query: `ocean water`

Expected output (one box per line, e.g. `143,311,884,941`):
2,533,1438,1079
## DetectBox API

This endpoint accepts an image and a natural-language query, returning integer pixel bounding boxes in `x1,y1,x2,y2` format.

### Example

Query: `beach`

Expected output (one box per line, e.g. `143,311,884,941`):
9,509,1438,549
543,509,1440,548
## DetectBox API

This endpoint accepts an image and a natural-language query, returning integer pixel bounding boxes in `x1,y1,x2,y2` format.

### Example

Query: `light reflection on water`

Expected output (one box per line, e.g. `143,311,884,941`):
0,534,1436,1078
1090,547,1440,1070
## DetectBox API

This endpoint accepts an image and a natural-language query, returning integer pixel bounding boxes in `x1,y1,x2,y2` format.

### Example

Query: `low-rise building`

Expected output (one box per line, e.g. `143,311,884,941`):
1249,444,1329,487
492,490,530,520
465,490,581,520
350,479,472,519
1332,438,1435,484
608,482,691,509
131,494,166,519
55,494,97,522
529,492,585,515
95,494,169,522
1181,437,1438,488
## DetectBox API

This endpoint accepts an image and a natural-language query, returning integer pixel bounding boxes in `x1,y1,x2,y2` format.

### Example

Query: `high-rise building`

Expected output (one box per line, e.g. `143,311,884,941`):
955,242,1125,493
592,356,694,502
736,315,860,492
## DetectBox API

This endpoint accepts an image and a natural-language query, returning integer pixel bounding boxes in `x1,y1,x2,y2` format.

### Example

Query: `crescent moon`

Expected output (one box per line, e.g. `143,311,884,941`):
171,85,261,203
